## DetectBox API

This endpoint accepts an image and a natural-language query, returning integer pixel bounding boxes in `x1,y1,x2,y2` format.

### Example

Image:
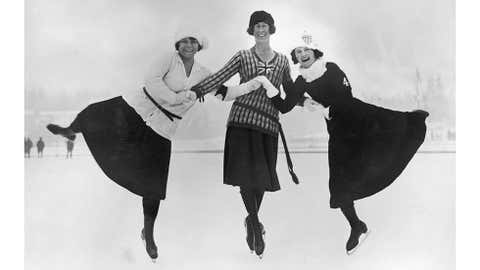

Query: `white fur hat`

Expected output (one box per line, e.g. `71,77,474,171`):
173,26,209,50
287,31,325,65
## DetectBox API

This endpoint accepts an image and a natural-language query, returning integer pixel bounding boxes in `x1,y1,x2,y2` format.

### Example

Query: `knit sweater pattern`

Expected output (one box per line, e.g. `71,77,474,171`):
192,48,292,136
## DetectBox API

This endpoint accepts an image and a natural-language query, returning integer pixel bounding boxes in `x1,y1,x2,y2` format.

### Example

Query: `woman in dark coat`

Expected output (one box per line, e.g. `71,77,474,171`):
66,139,74,158
25,137,33,158
257,45,428,255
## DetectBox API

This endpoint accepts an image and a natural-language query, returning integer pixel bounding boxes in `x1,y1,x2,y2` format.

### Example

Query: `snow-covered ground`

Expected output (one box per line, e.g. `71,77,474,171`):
25,152,455,270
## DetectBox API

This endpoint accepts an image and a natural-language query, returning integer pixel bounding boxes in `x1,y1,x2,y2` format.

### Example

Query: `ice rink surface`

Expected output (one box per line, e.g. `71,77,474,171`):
25,151,455,270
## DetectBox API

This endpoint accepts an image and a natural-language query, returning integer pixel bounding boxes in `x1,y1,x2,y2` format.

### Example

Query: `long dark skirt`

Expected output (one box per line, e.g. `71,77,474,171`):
326,98,427,208
71,96,171,200
223,126,280,192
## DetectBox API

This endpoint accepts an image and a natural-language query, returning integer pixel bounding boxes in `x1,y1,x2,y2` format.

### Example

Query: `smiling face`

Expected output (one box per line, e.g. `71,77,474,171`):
294,46,316,68
176,37,200,60
253,22,271,43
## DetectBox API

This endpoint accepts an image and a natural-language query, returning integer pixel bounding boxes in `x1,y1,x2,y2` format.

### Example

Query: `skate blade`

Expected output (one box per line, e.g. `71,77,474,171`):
346,229,371,256
258,254,263,259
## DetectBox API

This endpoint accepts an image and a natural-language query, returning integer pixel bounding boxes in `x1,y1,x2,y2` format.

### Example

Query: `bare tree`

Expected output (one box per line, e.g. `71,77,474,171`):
413,68,424,108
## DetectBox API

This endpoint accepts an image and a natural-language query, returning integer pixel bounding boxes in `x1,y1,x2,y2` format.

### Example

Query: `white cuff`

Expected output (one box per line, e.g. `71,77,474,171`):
263,81,279,98
222,79,261,101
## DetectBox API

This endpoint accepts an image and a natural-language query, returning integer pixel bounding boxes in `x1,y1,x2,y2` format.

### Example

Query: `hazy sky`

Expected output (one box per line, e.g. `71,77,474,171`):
25,0,455,98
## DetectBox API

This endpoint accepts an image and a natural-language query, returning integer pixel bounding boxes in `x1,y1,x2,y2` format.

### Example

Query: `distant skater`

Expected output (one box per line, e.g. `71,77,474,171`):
66,139,74,158
36,137,45,158
25,137,33,158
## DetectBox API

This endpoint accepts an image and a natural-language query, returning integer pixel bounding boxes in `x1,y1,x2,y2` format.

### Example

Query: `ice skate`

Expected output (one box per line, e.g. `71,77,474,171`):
46,124,76,141
141,228,158,263
244,216,255,253
252,220,265,259
245,216,266,254
346,221,370,255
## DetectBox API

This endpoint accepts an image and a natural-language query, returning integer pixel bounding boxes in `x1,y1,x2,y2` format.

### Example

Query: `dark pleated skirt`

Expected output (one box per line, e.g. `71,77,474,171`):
72,97,171,200
223,126,280,192
326,98,427,208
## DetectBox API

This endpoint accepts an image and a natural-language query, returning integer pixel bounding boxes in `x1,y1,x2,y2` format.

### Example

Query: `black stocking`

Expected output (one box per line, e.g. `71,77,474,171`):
254,189,265,209
340,203,361,228
68,115,83,133
240,188,259,222
142,197,160,246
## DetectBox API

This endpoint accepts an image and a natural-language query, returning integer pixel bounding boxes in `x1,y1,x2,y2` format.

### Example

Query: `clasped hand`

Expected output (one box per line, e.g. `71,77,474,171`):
176,90,197,103
253,75,279,97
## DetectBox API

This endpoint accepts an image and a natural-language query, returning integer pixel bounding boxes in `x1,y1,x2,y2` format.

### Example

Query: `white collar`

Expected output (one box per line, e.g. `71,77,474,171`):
298,59,326,82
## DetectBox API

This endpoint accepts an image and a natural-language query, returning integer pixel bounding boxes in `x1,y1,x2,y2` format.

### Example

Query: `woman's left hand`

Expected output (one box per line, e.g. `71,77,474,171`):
254,76,279,98
185,90,197,101
303,98,321,112
303,98,331,119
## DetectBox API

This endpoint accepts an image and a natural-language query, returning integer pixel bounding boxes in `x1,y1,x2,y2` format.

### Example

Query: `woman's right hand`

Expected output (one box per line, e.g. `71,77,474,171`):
254,75,279,98
185,90,197,101
175,91,196,104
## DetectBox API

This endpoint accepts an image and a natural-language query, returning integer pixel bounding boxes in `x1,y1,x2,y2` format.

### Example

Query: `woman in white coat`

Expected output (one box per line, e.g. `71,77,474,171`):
47,27,263,262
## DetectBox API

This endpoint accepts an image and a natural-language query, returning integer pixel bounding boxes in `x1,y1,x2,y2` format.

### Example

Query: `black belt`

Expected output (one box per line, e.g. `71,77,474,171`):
233,102,299,185
143,87,182,122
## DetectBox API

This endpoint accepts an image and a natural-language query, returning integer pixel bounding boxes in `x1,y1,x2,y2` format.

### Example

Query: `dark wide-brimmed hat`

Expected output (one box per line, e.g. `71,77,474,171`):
247,10,276,35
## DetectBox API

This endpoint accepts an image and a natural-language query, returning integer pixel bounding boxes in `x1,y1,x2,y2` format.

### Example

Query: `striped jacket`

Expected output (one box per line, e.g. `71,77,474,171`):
191,47,293,136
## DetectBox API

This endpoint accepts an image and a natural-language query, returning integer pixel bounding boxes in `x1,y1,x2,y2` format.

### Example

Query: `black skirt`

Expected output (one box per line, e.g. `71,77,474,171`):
223,126,280,192
72,96,171,200
326,98,427,208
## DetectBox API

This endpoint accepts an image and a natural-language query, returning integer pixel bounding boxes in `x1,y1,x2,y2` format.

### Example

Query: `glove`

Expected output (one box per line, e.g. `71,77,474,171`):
303,98,320,112
174,91,189,104
174,90,197,104
255,75,279,98
303,98,331,119
217,79,262,101
185,90,197,101
229,79,262,96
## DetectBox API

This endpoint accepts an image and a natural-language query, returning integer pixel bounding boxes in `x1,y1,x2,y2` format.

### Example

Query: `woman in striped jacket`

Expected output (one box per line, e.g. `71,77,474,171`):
191,10,301,258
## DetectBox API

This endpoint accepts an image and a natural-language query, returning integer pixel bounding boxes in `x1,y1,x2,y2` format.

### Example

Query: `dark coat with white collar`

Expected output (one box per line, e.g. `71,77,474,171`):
272,61,428,208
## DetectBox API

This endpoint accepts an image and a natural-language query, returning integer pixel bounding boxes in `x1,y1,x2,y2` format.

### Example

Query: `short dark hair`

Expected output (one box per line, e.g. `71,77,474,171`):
247,10,276,36
175,37,203,51
290,48,324,64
